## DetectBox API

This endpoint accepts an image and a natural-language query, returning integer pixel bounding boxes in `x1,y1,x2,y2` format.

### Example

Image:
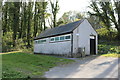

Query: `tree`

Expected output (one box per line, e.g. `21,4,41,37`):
33,2,38,37
58,11,84,26
1,0,58,52
34,1,48,35
87,15,102,29
49,0,59,28
41,2,48,30
2,3,8,35
27,2,33,47
8,2,21,47
88,0,120,39
0,1,2,52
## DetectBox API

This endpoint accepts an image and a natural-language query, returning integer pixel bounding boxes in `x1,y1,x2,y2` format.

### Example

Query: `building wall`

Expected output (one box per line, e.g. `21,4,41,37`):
72,26,79,54
73,19,98,55
34,34,72,56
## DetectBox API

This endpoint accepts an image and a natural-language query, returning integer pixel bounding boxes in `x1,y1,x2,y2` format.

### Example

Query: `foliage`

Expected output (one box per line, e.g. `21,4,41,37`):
2,32,33,52
57,11,84,26
98,41,120,54
2,52,74,78
49,0,59,28
96,28,117,40
2,1,59,52
101,53,120,58
88,0,120,40
87,15,101,29
2,32,13,52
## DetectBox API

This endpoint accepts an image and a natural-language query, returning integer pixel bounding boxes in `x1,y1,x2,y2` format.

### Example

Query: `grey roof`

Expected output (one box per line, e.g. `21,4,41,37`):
34,19,84,39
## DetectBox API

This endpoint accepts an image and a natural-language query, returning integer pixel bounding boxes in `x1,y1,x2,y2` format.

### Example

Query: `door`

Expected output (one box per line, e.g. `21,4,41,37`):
90,36,96,55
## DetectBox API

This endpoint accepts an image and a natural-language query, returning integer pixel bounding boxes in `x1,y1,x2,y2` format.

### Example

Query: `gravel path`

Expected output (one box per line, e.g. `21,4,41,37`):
44,56,119,78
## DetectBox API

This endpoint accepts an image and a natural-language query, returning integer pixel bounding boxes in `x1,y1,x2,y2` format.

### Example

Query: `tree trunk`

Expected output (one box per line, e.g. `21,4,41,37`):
27,2,32,48
13,14,17,47
3,5,8,36
34,3,37,37
53,14,56,27
13,2,20,47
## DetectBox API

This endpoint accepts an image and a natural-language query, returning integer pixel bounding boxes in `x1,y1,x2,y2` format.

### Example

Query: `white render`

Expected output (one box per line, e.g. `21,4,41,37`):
34,19,98,57
73,19,98,55
34,34,72,55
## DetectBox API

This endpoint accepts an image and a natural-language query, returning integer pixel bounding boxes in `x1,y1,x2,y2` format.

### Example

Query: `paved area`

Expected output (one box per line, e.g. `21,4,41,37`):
44,56,119,78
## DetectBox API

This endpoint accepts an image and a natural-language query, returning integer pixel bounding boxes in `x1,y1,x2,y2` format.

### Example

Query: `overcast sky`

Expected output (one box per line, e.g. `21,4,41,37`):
58,0,91,18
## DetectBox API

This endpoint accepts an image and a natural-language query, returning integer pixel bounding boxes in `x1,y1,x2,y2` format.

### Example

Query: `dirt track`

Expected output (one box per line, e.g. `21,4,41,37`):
44,56,119,78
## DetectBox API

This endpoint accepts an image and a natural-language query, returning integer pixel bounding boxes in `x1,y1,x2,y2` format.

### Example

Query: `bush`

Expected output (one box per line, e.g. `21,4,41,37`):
2,32,33,53
98,41,120,54
2,32,13,52
96,28,117,40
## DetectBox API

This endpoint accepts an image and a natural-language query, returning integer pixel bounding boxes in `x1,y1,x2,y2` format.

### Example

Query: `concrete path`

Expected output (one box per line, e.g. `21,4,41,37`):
44,56,119,78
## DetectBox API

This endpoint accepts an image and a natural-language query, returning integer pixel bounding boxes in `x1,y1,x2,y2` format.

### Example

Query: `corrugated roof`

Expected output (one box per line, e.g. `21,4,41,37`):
34,19,84,39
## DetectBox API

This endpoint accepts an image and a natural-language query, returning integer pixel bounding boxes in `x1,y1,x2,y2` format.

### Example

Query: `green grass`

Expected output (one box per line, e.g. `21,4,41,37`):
2,52,74,78
101,53,120,58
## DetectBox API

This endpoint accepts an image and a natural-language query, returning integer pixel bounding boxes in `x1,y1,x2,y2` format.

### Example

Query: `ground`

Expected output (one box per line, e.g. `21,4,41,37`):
1,52,74,78
1,51,120,78
44,55,119,78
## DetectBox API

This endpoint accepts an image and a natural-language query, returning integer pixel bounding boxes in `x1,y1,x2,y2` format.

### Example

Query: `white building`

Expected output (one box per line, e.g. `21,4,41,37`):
34,19,98,57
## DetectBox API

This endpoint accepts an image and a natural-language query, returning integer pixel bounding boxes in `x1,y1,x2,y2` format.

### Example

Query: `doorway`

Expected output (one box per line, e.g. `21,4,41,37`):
90,36,96,55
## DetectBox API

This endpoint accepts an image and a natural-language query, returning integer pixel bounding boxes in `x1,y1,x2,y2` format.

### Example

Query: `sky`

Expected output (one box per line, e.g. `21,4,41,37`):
57,0,91,19
3,0,91,19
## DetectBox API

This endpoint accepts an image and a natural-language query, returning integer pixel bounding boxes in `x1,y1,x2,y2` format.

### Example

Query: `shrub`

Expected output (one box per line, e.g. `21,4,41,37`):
98,41,120,54
2,32,33,53
2,32,13,52
96,28,117,40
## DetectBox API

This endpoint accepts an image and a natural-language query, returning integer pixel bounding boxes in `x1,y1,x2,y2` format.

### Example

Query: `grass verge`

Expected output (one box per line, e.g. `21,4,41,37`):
100,53,120,58
2,52,74,78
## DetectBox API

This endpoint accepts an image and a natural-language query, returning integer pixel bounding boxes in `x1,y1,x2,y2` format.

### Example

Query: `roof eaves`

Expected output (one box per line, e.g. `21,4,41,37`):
34,32,73,40
34,19,85,40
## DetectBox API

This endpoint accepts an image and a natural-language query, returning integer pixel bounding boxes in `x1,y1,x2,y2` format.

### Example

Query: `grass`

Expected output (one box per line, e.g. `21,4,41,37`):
1,51,22,54
2,52,74,78
2,41,120,78
101,53,120,58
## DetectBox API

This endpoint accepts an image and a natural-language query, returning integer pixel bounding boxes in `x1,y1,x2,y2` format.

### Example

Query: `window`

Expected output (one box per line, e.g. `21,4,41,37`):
35,41,38,44
60,36,64,41
55,37,59,41
49,34,71,42
65,35,71,40
35,39,46,44
50,38,55,42
41,40,46,43
38,40,41,44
